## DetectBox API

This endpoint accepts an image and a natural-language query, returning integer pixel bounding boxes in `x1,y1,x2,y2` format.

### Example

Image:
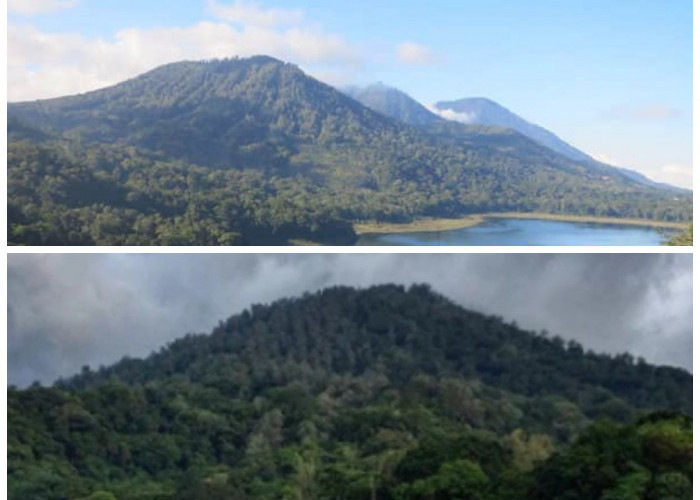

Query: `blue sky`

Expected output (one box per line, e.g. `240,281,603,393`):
8,0,693,187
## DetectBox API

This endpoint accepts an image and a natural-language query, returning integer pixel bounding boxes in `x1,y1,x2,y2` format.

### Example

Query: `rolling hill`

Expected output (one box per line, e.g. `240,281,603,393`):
8,284,692,499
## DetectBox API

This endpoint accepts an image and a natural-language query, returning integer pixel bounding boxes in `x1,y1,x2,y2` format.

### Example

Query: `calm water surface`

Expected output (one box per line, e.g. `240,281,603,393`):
357,218,673,246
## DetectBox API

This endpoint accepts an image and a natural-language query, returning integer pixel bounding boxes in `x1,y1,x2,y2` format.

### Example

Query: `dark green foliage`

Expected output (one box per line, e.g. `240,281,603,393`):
529,414,692,500
8,285,692,499
7,57,692,245
7,141,358,245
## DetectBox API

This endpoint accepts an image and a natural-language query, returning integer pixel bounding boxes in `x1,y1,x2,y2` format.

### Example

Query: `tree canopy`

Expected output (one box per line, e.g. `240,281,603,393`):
8,285,692,499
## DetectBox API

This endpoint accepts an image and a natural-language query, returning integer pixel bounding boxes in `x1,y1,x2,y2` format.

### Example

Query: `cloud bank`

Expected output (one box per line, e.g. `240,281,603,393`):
8,0,78,15
7,254,692,387
8,2,360,101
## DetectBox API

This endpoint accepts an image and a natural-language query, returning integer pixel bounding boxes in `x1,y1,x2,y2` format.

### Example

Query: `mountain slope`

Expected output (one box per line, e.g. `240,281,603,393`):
57,284,692,413
341,85,687,194
435,98,688,192
8,285,692,500
435,98,597,163
7,57,692,245
8,56,399,170
343,83,443,126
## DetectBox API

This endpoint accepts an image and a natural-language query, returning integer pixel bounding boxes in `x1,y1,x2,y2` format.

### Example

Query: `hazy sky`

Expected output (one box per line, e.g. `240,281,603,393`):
7,0,692,188
7,253,692,387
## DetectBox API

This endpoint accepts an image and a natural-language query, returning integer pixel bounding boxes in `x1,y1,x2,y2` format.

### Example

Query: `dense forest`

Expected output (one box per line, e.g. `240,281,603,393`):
7,56,692,245
8,285,692,499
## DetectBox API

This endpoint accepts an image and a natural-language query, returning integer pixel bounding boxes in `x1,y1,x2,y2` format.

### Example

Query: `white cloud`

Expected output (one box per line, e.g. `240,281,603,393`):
8,0,78,15
208,0,304,27
9,7,362,101
396,41,438,65
425,104,477,124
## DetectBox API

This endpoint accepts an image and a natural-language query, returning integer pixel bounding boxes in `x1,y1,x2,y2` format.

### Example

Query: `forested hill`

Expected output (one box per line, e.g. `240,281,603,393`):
8,285,692,499
7,56,692,245
59,284,691,415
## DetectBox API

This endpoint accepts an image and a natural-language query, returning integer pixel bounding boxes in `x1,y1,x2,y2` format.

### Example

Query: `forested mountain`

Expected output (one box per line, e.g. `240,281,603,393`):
8,285,692,499
343,83,443,126
344,84,684,195
435,98,688,192
435,98,594,164
8,56,692,245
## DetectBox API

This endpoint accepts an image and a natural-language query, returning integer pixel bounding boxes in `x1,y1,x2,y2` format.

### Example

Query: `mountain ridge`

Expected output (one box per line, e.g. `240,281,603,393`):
435,97,593,164
343,83,444,127
435,97,689,192
343,84,687,193
7,56,692,245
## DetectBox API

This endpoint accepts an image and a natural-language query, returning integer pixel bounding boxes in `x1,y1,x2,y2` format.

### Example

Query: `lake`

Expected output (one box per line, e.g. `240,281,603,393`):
357,218,674,246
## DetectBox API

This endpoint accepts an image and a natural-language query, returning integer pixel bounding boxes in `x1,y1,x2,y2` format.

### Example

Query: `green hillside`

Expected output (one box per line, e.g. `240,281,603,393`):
7,57,692,245
8,285,692,499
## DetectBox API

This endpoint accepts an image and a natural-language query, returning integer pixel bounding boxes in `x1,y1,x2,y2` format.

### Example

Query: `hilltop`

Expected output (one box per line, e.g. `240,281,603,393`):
8,284,692,499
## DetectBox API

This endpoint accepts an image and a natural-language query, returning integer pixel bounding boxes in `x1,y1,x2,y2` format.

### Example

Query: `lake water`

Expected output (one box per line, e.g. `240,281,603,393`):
357,218,674,246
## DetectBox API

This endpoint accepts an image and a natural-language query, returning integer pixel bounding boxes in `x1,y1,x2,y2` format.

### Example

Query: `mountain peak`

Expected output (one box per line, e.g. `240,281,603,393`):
8,281,692,498
58,283,691,416
8,54,392,169
344,82,443,126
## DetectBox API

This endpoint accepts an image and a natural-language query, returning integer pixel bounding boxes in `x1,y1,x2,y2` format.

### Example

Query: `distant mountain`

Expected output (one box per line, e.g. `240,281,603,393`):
613,166,689,193
435,98,688,192
435,98,596,163
7,57,692,245
343,83,443,126
8,284,693,499
345,87,686,193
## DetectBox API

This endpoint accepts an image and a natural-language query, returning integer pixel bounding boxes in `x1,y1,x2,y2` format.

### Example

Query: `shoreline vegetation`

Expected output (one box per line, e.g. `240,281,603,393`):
354,212,688,235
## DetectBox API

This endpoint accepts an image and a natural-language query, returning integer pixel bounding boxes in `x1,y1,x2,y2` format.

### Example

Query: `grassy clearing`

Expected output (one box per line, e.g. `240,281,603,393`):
354,215,485,235
288,239,323,246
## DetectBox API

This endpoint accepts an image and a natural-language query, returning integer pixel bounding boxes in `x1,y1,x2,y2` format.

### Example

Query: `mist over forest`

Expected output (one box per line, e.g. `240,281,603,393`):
8,253,692,387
